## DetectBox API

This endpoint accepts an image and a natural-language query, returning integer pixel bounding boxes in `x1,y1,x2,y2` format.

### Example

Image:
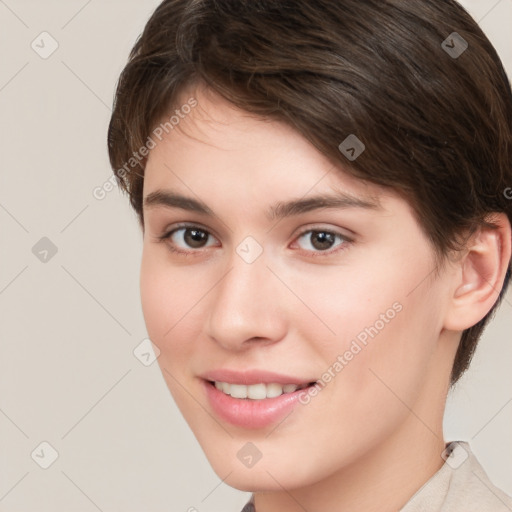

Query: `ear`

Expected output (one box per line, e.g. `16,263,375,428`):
443,213,511,332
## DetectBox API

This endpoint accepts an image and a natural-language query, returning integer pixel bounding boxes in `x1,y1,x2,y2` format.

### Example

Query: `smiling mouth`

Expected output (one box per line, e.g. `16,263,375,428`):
207,380,317,400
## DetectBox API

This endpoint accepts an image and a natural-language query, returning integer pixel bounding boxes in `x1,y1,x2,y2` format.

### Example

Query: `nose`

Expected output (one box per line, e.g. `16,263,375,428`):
205,249,288,351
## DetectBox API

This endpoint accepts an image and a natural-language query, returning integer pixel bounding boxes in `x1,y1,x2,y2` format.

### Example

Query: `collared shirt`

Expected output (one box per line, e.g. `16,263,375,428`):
240,441,512,512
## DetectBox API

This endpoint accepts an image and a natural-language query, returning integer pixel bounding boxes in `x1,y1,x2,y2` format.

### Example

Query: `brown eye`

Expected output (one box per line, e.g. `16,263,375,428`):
294,229,350,255
182,228,209,248
309,231,336,250
161,226,219,253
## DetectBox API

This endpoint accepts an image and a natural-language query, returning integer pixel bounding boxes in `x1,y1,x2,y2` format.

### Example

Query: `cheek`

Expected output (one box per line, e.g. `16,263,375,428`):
140,251,200,368
140,251,205,418
140,252,170,341
140,249,200,336
298,252,444,406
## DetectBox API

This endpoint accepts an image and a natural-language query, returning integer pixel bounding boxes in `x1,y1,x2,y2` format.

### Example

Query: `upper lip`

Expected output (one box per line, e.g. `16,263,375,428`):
200,369,317,386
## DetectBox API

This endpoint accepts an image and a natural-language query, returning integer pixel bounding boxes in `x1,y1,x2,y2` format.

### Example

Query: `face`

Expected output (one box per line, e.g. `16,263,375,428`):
140,86,454,491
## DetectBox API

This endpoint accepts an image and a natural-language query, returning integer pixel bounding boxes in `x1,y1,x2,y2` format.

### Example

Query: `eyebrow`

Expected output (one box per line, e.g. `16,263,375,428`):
143,189,381,221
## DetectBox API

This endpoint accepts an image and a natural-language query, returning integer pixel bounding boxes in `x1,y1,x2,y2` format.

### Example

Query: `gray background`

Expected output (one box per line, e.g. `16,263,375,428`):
0,1,511,511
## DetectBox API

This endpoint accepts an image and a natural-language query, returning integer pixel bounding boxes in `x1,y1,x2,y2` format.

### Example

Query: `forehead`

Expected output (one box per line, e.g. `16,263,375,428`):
143,85,398,215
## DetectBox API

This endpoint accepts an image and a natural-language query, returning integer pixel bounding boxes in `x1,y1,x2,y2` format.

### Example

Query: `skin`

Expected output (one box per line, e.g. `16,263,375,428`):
139,84,511,512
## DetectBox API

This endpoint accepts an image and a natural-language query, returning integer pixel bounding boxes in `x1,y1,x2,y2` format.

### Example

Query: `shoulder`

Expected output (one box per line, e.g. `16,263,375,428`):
402,441,512,512
444,441,512,512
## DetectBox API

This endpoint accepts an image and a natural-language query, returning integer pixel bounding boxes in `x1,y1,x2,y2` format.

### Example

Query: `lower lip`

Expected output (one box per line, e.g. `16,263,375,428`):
202,380,313,429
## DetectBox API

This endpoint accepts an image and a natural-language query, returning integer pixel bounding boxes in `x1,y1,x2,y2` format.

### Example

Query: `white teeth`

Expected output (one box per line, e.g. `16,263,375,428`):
266,383,284,398
213,381,309,400
229,384,248,399
247,383,266,399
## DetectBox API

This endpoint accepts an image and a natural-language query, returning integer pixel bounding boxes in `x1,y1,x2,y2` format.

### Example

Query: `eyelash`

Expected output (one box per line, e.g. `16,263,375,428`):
156,223,353,258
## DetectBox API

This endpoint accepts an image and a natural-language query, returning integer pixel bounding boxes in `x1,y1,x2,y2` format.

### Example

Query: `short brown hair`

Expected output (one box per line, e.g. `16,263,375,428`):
107,0,512,385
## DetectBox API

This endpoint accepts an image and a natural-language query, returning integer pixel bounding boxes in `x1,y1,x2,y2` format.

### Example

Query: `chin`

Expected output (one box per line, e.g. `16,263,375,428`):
205,450,319,493
222,470,294,492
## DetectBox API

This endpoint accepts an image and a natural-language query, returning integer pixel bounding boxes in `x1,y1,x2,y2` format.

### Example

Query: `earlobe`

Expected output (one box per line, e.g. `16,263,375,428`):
444,213,511,331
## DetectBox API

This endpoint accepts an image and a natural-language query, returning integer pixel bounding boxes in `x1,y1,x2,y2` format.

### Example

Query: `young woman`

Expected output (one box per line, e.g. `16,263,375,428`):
107,1,512,510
